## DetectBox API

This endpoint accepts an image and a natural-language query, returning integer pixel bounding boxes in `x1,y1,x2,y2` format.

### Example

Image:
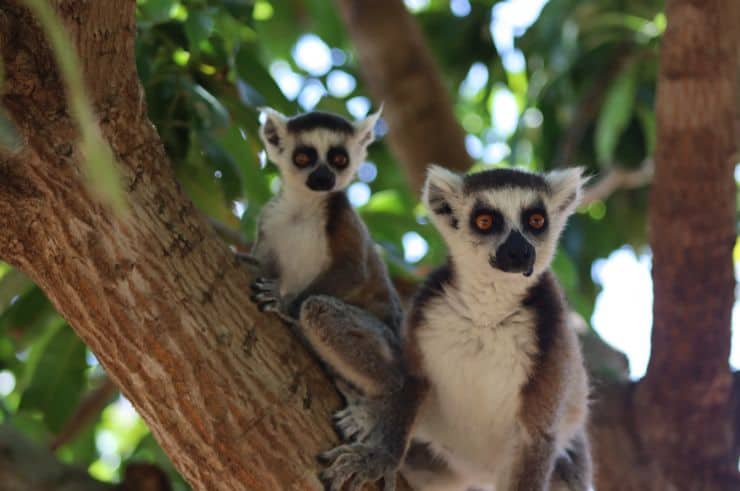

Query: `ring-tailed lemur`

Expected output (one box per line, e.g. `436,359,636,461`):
239,108,411,490
320,165,593,491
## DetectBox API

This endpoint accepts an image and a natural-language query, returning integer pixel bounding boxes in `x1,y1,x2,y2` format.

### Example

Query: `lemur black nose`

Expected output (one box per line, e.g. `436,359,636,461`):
494,231,535,275
306,164,336,191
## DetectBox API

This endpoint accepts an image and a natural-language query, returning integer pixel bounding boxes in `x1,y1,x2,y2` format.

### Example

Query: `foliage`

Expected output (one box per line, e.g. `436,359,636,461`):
0,0,667,486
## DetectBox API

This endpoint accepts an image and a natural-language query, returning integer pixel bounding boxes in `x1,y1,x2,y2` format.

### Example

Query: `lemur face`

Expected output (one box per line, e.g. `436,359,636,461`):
423,165,587,278
259,108,380,194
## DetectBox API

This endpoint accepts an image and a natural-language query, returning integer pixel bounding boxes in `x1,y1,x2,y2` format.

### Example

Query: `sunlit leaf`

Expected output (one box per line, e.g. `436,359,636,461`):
185,8,215,52
234,47,294,113
595,62,638,166
20,326,87,432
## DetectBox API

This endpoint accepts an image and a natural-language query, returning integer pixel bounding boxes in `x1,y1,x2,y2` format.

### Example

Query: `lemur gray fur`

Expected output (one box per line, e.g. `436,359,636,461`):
319,165,593,491
239,108,413,489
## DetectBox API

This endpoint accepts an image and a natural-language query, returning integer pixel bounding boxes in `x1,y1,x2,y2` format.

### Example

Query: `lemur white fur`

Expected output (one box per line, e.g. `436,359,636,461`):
251,108,379,298
399,165,592,491
319,165,593,491
242,108,411,491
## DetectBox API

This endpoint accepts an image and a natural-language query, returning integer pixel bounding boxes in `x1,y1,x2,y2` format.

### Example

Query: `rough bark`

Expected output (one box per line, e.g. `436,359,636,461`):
0,2,363,489
639,0,740,488
335,0,472,195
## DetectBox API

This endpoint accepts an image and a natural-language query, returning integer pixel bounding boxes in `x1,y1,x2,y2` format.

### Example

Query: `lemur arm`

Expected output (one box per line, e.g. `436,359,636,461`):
284,252,368,318
236,215,280,279
506,435,557,491
507,315,570,491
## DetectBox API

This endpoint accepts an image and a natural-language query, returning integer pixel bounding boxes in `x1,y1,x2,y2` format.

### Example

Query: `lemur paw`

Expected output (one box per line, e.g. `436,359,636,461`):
332,406,373,442
249,277,282,313
319,444,398,491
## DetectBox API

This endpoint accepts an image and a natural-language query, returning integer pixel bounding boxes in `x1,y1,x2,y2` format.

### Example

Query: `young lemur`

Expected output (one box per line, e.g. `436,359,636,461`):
320,165,593,491
241,108,412,489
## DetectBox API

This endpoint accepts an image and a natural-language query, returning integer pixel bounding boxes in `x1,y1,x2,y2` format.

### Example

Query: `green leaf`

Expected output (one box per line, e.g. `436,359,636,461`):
234,47,294,113
185,8,215,53
362,190,406,215
189,84,230,129
19,326,87,432
137,0,178,24
216,126,271,205
595,62,638,166
636,104,656,155
0,269,33,313
0,287,58,341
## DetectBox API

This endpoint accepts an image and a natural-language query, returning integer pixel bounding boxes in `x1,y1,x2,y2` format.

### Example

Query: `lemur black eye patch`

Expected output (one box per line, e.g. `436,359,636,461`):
292,145,318,168
327,146,350,169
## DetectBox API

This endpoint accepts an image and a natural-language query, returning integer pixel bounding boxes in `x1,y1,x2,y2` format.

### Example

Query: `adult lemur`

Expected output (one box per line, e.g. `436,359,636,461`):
241,108,415,489
320,165,593,491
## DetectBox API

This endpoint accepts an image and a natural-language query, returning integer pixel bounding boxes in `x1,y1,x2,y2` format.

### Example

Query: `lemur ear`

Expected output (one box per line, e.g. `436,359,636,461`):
259,107,288,154
353,105,382,148
545,167,589,216
423,164,464,229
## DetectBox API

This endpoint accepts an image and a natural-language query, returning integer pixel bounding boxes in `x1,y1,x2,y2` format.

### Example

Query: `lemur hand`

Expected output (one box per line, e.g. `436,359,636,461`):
319,443,398,491
249,278,300,326
249,277,283,313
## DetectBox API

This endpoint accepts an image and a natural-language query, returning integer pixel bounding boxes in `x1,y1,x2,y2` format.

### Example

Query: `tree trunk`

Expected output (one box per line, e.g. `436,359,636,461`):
335,0,472,195
638,0,740,488
0,2,357,489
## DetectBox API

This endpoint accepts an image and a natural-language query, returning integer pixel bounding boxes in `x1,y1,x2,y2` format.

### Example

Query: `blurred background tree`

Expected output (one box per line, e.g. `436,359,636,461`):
0,0,737,490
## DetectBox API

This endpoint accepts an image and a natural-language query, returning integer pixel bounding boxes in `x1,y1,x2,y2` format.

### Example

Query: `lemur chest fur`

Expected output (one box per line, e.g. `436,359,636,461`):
261,196,330,296
414,294,538,474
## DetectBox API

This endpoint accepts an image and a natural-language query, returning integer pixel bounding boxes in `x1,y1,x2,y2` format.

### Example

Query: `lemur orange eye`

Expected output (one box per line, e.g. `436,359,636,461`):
528,213,546,229
331,153,349,169
294,152,312,168
475,213,494,231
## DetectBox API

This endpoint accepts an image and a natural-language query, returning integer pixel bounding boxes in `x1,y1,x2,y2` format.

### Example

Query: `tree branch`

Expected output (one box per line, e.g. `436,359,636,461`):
336,0,472,195
581,159,654,206
0,2,351,489
50,376,118,451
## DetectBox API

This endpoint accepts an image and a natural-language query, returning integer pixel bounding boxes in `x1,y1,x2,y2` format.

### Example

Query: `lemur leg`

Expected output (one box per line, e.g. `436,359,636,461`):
550,431,592,491
502,434,557,491
400,442,468,491
297,295,403,396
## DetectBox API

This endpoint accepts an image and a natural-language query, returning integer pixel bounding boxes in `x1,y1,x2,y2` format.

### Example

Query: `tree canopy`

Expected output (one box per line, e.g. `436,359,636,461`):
0,0,736,489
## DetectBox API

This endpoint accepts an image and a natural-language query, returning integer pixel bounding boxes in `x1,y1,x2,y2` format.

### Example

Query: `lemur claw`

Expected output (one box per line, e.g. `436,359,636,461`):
332,406,372,442
319,444,399,491
249,277,283,313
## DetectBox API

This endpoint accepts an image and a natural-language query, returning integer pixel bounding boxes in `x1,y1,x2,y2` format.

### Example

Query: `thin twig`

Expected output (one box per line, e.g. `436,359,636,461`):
582,159,654,206
49,376,117,451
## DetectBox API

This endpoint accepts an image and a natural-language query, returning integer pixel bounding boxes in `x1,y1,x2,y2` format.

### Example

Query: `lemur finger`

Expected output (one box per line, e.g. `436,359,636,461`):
345,474,367,491
251,291,278,303
382,472,397,491
257,300,278,313
332,407,351,422
318,444,352,464
251,277,279,289
320,458,356,491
